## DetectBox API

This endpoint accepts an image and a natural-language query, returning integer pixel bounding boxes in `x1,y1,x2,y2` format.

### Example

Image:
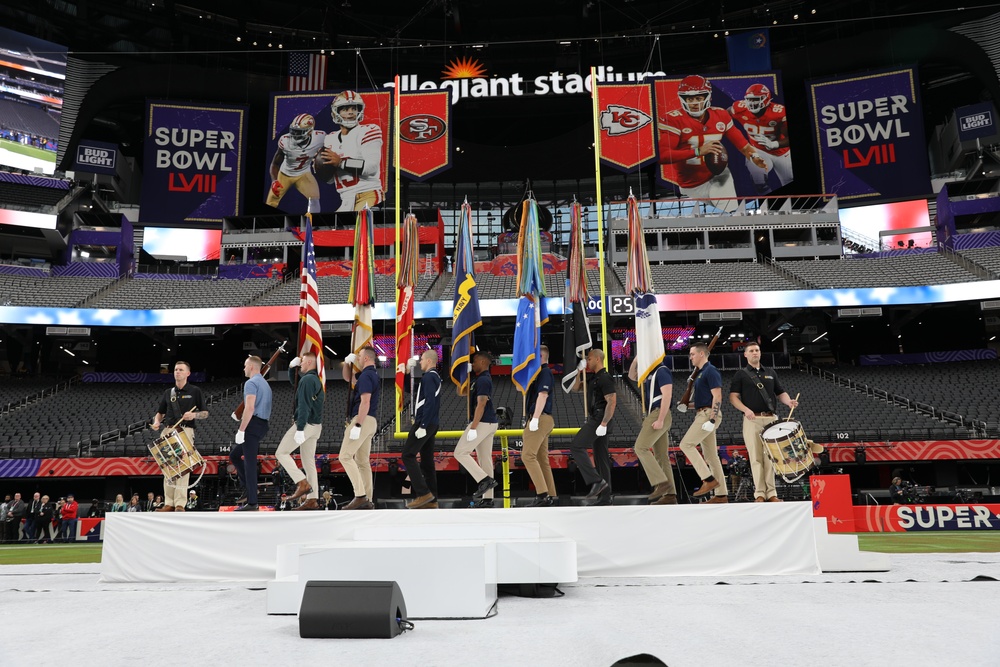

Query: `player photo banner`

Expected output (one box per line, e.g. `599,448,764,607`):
807,67,930,202
140,101,248,224
399,90,451,181
653,72,793,201
266,89,391,215
597,83,656,173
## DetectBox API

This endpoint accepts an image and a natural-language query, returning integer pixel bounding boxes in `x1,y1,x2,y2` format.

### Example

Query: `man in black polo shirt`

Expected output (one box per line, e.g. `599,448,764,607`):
729,342,799,502
151,361,208,512
523,345,557,507
569,348,617,506
404,350,443,509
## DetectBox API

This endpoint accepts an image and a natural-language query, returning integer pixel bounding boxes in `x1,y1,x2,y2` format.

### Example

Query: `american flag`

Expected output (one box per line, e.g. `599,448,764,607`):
287,53,328,91
298,214,325,386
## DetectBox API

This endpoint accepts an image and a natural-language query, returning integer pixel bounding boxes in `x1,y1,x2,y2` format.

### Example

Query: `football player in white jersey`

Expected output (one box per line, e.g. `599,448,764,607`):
266,113,326,214
315,90,384,212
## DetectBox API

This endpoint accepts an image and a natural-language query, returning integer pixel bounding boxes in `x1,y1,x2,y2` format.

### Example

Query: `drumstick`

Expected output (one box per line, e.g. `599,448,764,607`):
785,393,800,421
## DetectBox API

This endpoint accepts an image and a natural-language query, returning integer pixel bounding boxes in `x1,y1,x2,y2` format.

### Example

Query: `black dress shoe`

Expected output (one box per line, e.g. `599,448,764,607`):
584,479,609,499
472,477,498,498
234,503,259,511
470,498,495,508
526,495,555,507
235,496,248,504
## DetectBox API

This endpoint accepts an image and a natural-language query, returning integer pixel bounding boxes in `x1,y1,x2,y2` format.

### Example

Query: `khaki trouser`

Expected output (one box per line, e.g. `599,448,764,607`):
742,416,777,500
678,409,728,497
634,410,676,493
163,426,193,509
339,416,377,498
455,422,498,499
276,423,322,500
521,414,556,496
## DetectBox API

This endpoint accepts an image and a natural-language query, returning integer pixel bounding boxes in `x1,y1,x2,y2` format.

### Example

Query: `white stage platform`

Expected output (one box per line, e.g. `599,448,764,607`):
100,503,842,584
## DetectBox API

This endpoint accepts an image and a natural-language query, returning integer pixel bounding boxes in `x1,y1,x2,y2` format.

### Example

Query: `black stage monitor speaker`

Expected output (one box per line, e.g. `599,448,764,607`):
299,580,407,639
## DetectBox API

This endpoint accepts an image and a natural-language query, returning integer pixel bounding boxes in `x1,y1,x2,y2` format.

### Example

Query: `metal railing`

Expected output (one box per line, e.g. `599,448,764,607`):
0,376,77,418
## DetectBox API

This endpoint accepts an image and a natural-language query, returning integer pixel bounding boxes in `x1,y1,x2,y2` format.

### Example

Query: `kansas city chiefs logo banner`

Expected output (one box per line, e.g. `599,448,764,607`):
597,84,656,173
399,90,452,181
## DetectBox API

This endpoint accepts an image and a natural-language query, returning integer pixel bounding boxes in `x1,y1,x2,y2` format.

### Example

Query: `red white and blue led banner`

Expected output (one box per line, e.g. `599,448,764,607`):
653,72,792,198
597,83,656,172
807,67,930,203
399,90,451,180
4,279,1000,327
139,101,248,224
265,89,391,214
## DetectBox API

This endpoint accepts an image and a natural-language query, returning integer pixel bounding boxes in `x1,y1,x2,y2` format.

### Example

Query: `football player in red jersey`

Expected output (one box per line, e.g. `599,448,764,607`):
728,83,792,194
658,75,767,212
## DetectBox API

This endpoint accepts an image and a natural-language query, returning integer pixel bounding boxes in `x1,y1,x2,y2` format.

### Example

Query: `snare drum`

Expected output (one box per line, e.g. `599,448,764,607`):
760,419,815,483
149,427,204,483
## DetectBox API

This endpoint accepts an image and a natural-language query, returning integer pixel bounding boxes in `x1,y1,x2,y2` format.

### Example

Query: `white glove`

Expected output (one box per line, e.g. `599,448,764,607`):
350,425,362,440
415,427,427,439
752,135,779,150
231,411,240,421
467,428,478,442
344,353,358,365
407,357,418,371
595,424,607,437
288,356,301,369
577,359,587,372
528,418,539,432
675,404,687,413
467,362,473,373
294,430,306,445
701,420,716,433
234,430,245,444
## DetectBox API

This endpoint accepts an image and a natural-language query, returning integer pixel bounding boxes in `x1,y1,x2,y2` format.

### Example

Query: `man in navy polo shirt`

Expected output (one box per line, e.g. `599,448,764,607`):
678,342,727,503
456,350,499,508
340,346,380,510
403,350,442,509
522,345,557,506
629,356,678,505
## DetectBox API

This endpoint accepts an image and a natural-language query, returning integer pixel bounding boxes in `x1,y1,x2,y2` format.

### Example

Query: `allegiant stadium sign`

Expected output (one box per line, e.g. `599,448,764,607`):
384,65,668,104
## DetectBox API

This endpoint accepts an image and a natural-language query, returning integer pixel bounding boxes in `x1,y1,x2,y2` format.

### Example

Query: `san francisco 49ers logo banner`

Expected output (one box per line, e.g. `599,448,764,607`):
399,90,452,181
597,83,656,173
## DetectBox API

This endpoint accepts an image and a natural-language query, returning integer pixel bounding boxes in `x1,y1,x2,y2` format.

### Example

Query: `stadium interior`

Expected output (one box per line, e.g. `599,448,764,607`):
0,0,999,516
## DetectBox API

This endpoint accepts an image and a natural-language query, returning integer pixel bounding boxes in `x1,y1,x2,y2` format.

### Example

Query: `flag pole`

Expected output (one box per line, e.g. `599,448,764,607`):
394,75,403,435
590,67,610,361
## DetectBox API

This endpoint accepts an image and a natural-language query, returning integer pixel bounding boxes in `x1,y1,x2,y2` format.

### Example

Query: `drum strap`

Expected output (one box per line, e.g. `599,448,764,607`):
743,366,776,413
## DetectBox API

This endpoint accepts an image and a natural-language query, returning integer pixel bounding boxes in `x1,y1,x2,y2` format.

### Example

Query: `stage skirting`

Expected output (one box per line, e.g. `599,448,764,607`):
100,503,821,583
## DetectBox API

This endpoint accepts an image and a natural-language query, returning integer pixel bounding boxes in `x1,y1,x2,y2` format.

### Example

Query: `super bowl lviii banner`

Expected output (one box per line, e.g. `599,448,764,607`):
266,89,391,214
597,83,656,173
653,72,792,206
140,101,248,224
807,67,930,202
399,90,452,181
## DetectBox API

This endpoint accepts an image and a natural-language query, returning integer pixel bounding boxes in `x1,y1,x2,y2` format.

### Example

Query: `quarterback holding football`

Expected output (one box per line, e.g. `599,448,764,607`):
314,90,384,212
728,83,793,194
266,113,326,213
658,75,767,212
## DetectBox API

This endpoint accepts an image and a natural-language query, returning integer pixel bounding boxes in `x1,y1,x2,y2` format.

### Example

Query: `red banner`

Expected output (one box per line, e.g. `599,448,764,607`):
396,284,415,413
399,90,452,180
810,474,857,533
596,83,656,172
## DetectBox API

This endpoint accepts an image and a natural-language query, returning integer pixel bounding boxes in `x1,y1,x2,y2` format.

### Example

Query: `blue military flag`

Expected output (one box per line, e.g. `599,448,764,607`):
450,201,481,395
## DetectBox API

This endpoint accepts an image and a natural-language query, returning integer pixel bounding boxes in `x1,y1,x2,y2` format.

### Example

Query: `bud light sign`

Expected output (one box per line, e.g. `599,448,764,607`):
956,102,997,142
74,139,118,176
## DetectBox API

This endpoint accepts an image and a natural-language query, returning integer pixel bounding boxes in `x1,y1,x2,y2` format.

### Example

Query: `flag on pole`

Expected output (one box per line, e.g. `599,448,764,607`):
561,200,593,393
298,213,325,387
349,205,376,382
512,197,548,394
450,200,481,395
287,52,328,91
395,214,419,413
625,193,664,385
